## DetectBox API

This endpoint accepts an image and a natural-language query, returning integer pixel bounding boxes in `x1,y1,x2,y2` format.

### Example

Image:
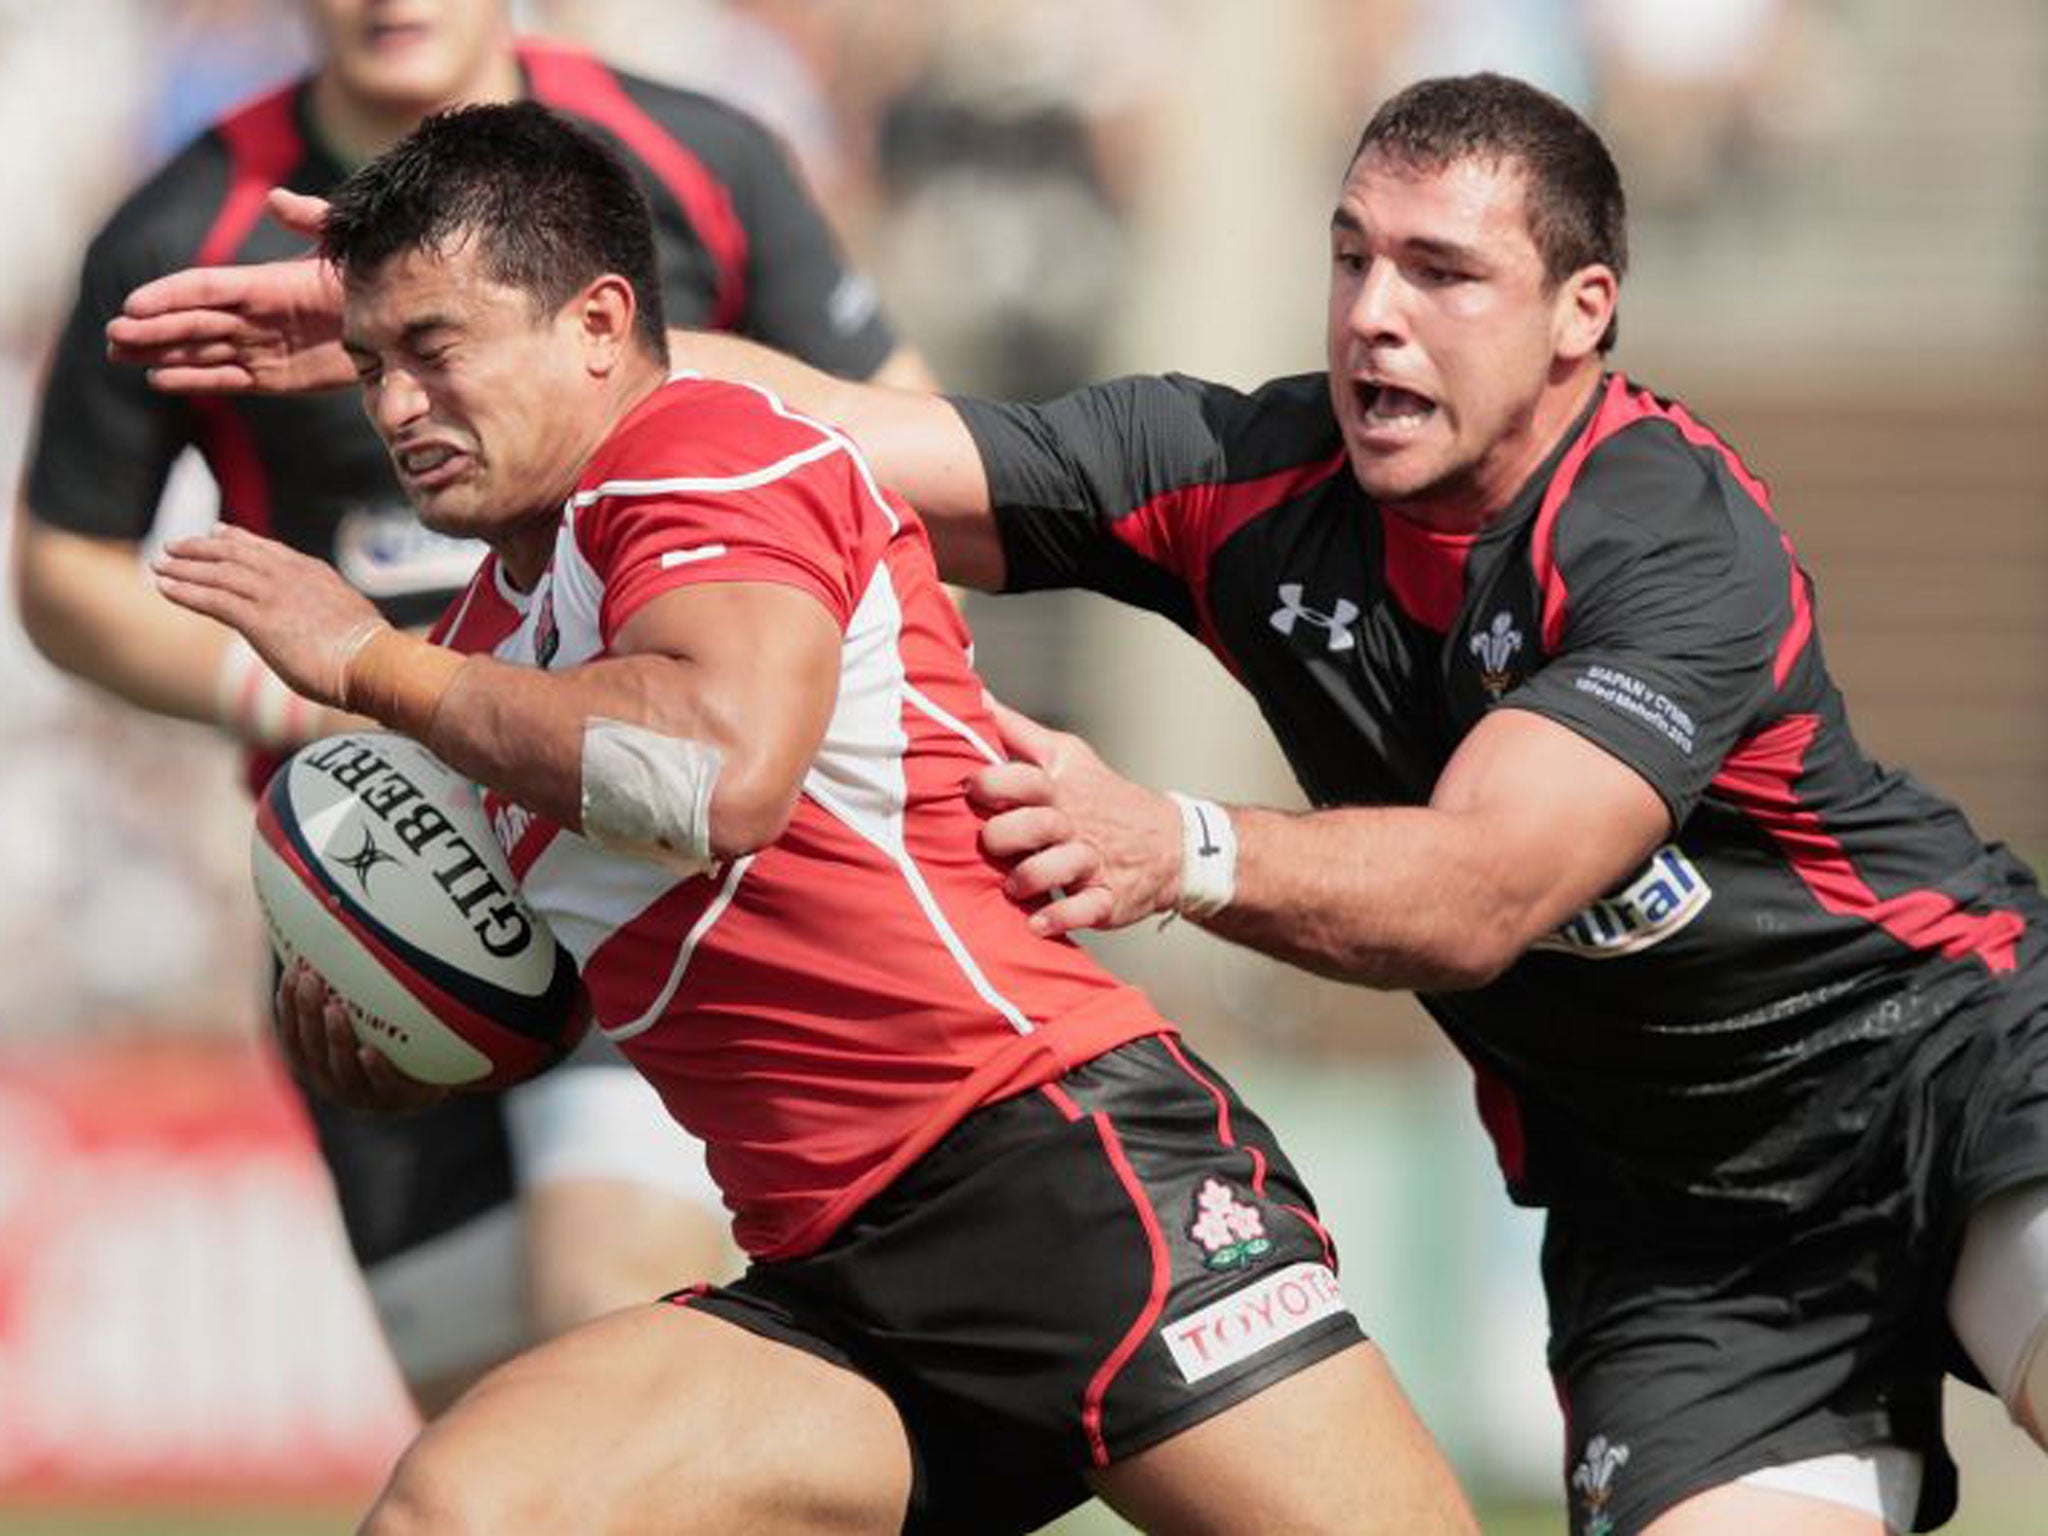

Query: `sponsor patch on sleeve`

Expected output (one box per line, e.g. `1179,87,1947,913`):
1161,1261,1347,1383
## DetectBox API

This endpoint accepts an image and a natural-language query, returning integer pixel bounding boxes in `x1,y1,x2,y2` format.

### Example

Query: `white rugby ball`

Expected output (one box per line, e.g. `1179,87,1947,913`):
252,731,583,1088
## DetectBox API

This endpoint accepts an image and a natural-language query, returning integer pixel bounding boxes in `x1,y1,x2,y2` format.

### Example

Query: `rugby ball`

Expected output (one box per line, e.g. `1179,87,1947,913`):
251,731,583,1088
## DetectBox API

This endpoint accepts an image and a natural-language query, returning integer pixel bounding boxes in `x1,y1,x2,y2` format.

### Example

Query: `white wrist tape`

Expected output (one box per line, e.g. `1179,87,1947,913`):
579,717,723,874
214,633,320,747
1168,792,1237,919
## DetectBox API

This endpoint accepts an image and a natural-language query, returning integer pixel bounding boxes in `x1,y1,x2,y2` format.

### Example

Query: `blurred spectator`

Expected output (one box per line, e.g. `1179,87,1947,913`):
140,0,312,161
1585,0,1800,219
0,0,153,343
1378,0,1597,111
841,0,1172,398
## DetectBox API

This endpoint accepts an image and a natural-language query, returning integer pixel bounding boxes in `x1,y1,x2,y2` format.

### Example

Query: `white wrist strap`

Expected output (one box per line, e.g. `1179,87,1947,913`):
1169,792,1237,919
214,633,320,747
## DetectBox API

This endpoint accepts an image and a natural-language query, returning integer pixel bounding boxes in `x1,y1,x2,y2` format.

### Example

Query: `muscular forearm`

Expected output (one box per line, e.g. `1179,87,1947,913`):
355,640,799,858
1199,804,1559,992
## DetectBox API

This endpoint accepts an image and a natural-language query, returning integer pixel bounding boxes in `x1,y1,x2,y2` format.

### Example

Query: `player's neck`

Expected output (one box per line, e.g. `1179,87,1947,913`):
596,355,673,449
309,56,525,168
493,359,669,592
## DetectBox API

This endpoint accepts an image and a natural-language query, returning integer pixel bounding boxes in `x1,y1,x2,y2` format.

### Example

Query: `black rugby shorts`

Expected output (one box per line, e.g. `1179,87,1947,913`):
1547,955,2048,1536
672,1032,1366,1536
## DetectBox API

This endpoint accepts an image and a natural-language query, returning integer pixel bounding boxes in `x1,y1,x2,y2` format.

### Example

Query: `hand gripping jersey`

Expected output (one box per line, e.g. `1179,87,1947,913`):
959,371,2048,1230
27,38,896,786
431,377,1166,1258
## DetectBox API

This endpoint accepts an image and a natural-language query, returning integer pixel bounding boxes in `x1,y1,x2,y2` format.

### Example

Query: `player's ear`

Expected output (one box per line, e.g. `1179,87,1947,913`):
1553,263,1616,363
575,274,638,375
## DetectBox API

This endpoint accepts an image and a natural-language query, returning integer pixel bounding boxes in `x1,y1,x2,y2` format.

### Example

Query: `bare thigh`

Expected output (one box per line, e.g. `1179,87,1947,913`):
1086,1339,1477,1536
1643,1480,1891,1535
360,1303,911,1536
520,1174,735,1336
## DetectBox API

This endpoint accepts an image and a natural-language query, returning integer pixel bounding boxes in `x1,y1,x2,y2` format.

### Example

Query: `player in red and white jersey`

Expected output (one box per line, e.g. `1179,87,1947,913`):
22,0,936,1412
154,104,1475,1534
433,375,1167,1258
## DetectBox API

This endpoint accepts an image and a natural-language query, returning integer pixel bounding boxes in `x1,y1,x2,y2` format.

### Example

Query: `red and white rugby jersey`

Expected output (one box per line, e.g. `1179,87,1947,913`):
431,376,1167,1258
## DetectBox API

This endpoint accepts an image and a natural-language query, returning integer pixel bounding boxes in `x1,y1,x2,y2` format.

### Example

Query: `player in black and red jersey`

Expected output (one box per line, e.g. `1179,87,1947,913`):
97,69,2048,1536
152,100,1476,1536
16,0,928,1414
651,73,2048,1536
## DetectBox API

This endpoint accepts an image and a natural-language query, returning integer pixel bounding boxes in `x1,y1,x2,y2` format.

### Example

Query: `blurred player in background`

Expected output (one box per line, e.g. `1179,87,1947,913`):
154,100,1477,1536
14,0,929,1414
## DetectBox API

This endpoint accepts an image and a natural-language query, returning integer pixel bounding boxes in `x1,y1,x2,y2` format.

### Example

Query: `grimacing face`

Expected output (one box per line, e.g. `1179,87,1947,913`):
341,237,605,563
304,0,512,113
1325,147,1612,530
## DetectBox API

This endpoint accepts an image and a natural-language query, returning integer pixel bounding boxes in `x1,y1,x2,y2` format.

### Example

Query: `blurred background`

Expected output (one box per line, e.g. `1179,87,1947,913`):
0,1,2042,1531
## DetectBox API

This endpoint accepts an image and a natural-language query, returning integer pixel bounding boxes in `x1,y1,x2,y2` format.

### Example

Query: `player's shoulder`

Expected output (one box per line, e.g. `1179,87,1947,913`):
518,38,779,168
1553,374,1775,559
84,126,241,276
1159,368,1343,477
587,375,831,488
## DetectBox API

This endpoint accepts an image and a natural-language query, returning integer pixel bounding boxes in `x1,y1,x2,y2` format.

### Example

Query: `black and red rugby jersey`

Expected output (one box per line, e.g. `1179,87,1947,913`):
27,38,896,632
959,370,2048,1227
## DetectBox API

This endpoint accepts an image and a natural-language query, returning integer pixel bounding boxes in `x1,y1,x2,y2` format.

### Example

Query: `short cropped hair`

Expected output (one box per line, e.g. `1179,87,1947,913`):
1357,73,1627,350
322,100,669,360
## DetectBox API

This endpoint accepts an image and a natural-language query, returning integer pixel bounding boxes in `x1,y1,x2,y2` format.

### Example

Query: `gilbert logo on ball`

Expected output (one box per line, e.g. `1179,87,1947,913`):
252,732,583,1087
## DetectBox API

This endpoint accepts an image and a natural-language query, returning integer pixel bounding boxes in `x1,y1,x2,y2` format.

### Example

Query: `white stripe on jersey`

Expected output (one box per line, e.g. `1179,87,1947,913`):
905,682,1000,765
671,369,901,535
568,436,840,506
520,827,694,969
660,543,729,568
802,565,1038,1036
603,854,756,1044
808,776,1037,1037
435,564,491,641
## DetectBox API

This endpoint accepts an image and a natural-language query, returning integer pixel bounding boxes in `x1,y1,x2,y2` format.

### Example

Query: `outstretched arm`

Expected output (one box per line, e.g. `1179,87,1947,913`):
106,189,354,394
151,524,838,861
670,329,1002,589
973,703,1671,992
107,188,1006,588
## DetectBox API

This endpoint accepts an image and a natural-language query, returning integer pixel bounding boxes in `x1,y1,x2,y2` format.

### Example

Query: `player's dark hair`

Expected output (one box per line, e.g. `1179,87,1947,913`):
322,101,669,361
1356,73,1627,351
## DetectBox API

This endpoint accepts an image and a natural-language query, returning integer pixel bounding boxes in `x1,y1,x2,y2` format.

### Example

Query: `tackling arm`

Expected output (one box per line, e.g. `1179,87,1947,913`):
979,704,1671,992
107,190,1001,587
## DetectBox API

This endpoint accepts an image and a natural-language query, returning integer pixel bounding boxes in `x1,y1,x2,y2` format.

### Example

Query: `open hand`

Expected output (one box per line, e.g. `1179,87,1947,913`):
968,699,1182,935
107,189,352,395
153,524,386,707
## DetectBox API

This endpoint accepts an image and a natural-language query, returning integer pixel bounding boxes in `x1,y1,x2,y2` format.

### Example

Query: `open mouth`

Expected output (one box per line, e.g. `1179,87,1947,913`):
1355,381,1436,427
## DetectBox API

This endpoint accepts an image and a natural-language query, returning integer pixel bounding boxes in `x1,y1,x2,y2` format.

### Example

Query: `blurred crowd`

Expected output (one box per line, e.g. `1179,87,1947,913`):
0,0,2003,1042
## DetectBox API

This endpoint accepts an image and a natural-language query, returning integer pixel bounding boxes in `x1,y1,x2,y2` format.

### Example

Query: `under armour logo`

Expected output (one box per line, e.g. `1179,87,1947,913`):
1270,583,1359,652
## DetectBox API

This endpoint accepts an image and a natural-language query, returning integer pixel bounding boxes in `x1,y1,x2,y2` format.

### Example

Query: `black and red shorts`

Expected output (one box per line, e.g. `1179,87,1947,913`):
671,1032,1365,1535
